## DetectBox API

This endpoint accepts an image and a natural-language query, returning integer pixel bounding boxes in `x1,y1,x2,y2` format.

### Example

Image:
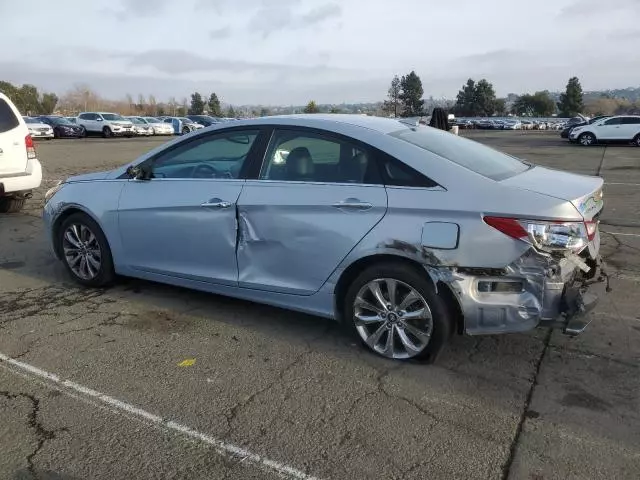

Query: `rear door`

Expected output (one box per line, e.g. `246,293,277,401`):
620,116,640,140
0,95,28,175
236,127,388,295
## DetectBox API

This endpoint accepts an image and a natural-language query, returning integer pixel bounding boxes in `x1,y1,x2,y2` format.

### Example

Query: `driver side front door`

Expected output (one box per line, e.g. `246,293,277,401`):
117,128,263,286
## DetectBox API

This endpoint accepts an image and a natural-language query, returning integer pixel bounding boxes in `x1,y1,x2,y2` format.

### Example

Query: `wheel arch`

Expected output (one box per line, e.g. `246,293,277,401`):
52,206,108,259
333,253,464,335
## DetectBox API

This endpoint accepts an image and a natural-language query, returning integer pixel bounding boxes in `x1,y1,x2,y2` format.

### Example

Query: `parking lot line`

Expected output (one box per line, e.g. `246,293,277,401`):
604,182,640,186
0,352,320,480
601,231,640,237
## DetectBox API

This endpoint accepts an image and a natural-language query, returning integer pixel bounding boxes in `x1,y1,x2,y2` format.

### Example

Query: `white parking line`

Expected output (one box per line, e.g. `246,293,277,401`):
604,182,640,186
602,231,640,237
0,352,319,480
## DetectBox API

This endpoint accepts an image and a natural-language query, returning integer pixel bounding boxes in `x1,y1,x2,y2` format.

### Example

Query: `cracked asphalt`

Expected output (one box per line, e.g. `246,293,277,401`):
1,132,639,480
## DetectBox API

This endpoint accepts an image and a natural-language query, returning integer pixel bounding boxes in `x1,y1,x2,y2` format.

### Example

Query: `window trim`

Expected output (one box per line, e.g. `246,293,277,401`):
117,126,271,180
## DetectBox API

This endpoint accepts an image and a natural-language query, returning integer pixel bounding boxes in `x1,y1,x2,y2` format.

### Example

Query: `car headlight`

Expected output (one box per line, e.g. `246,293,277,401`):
44,181,65,204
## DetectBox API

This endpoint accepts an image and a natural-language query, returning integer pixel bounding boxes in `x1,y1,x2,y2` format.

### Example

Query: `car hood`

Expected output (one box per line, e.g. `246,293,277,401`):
27,123,52,129
501,166,604,220
66,171,112,183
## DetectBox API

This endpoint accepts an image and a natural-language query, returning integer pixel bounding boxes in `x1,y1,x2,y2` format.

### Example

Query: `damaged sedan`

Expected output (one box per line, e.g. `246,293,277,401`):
42,114,608,362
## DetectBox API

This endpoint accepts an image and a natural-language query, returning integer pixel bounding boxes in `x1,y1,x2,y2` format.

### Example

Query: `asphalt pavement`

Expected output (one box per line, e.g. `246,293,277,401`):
1,131,638,480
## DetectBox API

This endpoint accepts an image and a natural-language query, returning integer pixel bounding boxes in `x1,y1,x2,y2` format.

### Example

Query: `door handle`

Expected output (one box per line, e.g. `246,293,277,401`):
332,199,373,211
201,199,232,208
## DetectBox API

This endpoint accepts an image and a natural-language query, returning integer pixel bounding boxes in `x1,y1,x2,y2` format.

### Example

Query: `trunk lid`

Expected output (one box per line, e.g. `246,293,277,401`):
501,165,604,220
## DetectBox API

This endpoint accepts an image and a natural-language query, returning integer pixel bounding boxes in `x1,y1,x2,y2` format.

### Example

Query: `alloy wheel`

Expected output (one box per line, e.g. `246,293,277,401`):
62,223,102,280
580,133,594,146
353,278,433,360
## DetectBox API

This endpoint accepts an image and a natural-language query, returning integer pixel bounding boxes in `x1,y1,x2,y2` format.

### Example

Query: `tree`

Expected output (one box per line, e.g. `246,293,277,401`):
168,97,177,116
399,71,424,117
148,95,158,116
40,93,58,114
386,75,401,117
189,92,205,115
208,93,222,117
474,79,497,116
558,77,584,117
329,106,341,114
494,98,507,116
226,106,236,118
514,91,556,117
303,100,319,113
259,107,271,117
454,79,479,116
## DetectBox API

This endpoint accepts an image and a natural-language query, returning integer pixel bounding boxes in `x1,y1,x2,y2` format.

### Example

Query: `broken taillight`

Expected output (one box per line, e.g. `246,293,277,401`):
25,134,36,159
484,216,595,254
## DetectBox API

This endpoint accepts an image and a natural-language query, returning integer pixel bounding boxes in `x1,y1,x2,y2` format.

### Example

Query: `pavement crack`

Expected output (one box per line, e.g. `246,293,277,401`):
0,391,68,477
500,328,552,480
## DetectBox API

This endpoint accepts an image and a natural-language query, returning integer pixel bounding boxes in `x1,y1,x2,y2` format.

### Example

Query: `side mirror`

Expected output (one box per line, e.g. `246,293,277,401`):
96,118,103,122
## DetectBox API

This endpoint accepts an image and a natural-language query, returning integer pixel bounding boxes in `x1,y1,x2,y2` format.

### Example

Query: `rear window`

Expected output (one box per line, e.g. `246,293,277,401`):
0,99,20,133
389,127,530,181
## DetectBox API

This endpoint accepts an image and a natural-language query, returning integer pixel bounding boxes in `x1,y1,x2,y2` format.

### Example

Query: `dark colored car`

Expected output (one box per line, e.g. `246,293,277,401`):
38,116,85,138
561,116,610,140
185,115,221,127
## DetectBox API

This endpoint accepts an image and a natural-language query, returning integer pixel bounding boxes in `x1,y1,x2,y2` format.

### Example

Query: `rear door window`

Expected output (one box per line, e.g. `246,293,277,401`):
389,127,529,181
0,99,20,133
621,117,640,125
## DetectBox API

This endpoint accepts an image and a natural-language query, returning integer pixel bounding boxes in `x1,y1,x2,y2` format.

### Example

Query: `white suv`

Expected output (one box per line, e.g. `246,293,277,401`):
0,92,42,213
76,112,135,138
570,115,640,146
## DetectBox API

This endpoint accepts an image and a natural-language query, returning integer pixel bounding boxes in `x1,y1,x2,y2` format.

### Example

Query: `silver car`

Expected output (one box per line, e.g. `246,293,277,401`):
42,115,607,362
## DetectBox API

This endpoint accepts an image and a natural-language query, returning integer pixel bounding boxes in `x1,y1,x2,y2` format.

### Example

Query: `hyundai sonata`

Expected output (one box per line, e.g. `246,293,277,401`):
43,114,608,362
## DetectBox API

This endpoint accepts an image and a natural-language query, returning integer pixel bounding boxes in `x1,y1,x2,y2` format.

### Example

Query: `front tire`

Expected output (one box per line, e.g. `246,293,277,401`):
182,126,190,135
102,127,112,138
0,197,26,213
57,213,115,287
578,132,596,146
633,134,640,147
343,262,452,362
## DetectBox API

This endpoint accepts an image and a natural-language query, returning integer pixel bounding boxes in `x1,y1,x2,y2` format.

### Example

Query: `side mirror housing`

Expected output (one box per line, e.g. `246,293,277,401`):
126,165,152,181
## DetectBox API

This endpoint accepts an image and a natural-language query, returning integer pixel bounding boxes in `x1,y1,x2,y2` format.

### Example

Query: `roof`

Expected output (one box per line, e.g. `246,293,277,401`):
244,114,411,134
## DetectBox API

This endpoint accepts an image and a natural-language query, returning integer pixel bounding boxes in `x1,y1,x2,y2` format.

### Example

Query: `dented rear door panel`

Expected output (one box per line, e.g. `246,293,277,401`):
236,180,387,295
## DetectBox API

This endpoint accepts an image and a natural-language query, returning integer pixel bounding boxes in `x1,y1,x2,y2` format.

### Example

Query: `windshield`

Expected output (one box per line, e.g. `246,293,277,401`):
144,117,160,123
24,117,41,124
180,117,194,124
102,113,125,121
389,127,530,181
129,117,145,125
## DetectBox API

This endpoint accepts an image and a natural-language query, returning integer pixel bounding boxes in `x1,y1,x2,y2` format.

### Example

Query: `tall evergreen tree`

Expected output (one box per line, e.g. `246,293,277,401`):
399,71,424,117
558,77,584,117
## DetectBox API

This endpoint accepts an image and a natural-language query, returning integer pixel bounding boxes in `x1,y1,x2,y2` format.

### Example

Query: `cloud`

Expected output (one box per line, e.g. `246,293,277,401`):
105,0,172,20
247,1,341,38
300,3,341,26
209,26,232,39
559,0,639,17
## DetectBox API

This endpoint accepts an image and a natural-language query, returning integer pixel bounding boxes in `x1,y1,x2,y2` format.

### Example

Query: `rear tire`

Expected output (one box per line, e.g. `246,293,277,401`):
343,262,452,363
57,213,115,288
182,126,190,135
102,127,112,138
578,132,596,146
0,197,26,213
633,134,640,147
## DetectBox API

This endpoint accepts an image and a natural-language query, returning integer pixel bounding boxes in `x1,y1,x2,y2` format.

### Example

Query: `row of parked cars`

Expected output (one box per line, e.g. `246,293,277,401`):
453,118,566,131
560,114,640,146
22,113,239,139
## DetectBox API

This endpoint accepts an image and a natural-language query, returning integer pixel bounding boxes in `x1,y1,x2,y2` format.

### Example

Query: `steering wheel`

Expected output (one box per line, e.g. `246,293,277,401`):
192,164,219,179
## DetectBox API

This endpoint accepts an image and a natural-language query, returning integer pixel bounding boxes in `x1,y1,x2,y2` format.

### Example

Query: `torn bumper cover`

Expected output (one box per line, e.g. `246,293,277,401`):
438,251,610,336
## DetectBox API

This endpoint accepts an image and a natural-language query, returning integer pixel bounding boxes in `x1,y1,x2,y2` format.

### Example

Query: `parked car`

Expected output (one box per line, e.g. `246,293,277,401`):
503,120,522,130
22,117,54,140
0,92,42,213
38,115,85,138
186,115,221,127
561,115,609,139
162,117,201,135
76,112,135,138
125,116,154,136
140,117,174,135
570,115,640,146
43,114,607,362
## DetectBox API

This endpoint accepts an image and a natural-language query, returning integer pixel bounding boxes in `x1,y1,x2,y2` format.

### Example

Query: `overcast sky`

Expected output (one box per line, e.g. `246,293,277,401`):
1,0,638,105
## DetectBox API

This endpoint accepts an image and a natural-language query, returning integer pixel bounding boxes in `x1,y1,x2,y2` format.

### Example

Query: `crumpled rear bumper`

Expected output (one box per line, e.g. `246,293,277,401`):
560,260,610,336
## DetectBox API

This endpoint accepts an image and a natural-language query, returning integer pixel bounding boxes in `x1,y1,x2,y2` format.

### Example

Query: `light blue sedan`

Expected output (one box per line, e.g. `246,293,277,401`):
43,115,607,362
